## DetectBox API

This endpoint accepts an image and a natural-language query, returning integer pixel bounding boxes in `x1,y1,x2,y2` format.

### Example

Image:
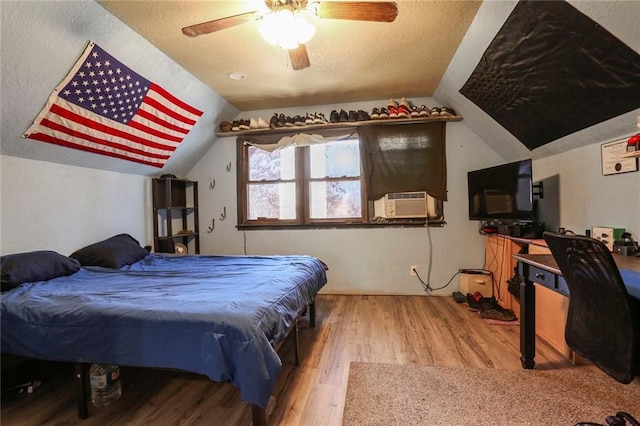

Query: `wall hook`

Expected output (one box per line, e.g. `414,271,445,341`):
219,206,227,221
226,162,232,172
209,179,216,190
207,218,215,233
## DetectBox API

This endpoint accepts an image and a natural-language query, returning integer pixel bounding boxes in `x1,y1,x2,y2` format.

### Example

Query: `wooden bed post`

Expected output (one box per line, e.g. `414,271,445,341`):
309,301,316,328
251,404,267,426
74,363,90,419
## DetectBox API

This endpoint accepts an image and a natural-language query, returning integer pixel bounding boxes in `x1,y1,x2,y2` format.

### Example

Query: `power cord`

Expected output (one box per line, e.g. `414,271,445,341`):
416,268,459,292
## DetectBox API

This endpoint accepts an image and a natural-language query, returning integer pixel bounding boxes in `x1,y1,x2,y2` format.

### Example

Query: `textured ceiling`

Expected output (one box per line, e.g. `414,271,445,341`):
99,0,482,111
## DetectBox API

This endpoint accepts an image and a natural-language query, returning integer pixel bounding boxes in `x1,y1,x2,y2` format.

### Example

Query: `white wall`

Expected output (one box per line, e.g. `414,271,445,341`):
0,156,151,255
189,97,505,295
533,141,640,236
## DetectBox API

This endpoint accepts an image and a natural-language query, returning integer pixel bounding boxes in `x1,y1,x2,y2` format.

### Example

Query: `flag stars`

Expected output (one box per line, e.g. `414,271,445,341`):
89,71,95,77
84,61,92,68
91,51,98,58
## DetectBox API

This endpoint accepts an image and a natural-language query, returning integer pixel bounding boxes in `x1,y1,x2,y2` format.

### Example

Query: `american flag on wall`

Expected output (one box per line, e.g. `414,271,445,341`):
23,42,203,168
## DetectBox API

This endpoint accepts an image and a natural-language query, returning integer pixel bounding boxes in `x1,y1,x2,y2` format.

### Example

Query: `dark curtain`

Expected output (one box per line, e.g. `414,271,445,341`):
359,122,447,201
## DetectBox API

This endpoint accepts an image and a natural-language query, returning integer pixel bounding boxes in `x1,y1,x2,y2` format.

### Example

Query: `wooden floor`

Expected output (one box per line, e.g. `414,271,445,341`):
1,295,584,425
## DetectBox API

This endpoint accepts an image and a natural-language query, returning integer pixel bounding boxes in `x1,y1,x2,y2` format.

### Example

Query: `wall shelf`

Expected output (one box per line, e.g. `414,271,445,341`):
215,116,463,137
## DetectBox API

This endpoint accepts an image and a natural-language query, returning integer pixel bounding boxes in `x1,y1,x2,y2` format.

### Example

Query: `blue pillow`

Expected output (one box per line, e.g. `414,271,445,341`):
70,234,149,269
1,250,81,291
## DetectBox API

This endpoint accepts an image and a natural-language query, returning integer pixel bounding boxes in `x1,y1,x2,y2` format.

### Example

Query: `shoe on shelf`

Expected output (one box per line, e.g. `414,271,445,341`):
378,107,389,119
238,119,250,130
219,121,232,132
305,113,315,125
330,110,339,123
348,110,358,122
397,104,410,118
284,116,295,127
430,107,441,117
339,109,349,122
388,105,398,119
371,108,380,119
270,114,279,128
418,105,431,117
257,117,270,129
388,99,398,109
278,113,287,127
249,118,259,129
313,113,329,124
399,97,411,110
440,107,456,117
357,110,371,121
410,106,420,118
231,120,240,131
294,115,305,126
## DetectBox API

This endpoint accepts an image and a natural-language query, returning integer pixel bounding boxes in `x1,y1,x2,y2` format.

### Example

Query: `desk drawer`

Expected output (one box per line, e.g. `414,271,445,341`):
527,265,569,296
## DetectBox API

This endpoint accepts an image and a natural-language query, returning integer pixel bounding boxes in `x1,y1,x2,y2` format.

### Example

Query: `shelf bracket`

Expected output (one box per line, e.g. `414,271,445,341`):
209,179,215,190
220,207,227,221
207,219,215,233
226,162,232,172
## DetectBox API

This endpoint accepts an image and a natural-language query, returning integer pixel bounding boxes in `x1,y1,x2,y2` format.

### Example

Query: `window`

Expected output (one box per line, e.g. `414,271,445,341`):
240,138,365,225
237,123,447,228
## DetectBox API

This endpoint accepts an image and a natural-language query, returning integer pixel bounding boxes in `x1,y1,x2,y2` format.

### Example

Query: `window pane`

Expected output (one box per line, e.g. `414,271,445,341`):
248,146,295,181
310,139,360,178
309,180,362,218
247,183,296,219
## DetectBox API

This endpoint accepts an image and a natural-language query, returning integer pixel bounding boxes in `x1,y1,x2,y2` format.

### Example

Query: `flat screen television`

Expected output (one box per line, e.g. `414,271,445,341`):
467,159,534,222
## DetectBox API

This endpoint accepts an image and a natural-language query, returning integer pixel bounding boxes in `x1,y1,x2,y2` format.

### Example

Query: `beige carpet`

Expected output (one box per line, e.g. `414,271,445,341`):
343,362,640,425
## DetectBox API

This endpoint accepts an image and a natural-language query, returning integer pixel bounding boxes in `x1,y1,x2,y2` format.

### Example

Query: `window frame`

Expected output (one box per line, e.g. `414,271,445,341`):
236,131,445,229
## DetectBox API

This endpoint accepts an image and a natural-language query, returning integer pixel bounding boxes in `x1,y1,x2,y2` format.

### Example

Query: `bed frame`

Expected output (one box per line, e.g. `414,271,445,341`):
72,301,316,426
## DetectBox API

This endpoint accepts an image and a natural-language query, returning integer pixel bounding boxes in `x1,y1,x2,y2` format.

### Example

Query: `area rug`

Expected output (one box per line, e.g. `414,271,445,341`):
343,362,640,425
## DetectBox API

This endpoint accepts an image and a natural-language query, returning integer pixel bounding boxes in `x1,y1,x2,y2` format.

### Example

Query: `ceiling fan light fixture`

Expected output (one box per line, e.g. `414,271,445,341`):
259,9,315,50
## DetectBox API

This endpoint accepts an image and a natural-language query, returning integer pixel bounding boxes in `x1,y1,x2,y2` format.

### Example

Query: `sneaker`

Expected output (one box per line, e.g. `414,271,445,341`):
430,107,441,117
330,110,339,123
219,121,232,132
480,308,516,321
313,113,328,124
388,99,398,109
270,114,279,128
399,97,411,110
348,110,357,122
357,110,371,121
378,107,389,119
410,106,420,118
338,110,349,122
371,108,380,119
294,115,305,126
278,113,287,127
418,105,431,117
441,107,456,117
257,117,270,129
305,113,315,125
397,104,410,118
388,105,398,119
284,116,295,127
466,292,483,312
231,120,240,131
249,118,259,129
238,119,250,130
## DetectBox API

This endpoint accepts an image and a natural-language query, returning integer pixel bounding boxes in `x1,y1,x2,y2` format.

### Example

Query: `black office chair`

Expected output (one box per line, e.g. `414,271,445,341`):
542,231,640,384
544,232,640,425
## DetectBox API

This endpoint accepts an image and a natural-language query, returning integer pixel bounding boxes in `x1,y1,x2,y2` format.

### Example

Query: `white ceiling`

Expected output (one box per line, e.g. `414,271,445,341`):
99,0,482,111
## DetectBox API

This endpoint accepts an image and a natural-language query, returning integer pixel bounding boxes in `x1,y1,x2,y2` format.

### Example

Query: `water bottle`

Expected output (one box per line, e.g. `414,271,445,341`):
89,364,122,407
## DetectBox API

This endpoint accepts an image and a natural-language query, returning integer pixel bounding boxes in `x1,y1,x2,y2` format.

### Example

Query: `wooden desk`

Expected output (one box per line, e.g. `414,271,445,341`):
513,253,640,369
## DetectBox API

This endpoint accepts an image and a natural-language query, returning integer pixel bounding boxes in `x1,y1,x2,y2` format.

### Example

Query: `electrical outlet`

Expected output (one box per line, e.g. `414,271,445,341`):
410,265,418,276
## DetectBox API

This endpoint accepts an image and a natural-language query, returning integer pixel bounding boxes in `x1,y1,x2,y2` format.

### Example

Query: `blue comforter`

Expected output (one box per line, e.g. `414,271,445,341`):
1,254,327,408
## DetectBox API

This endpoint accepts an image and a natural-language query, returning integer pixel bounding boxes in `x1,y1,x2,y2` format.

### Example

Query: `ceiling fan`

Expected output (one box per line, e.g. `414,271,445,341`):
182,1,398,70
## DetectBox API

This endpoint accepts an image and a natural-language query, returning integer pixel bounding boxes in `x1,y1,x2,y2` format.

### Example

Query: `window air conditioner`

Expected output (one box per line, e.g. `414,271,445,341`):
374,191,435,219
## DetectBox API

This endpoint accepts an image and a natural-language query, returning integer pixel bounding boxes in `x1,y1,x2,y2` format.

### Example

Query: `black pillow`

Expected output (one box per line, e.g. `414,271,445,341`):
70,234,149,269
1,250,81,292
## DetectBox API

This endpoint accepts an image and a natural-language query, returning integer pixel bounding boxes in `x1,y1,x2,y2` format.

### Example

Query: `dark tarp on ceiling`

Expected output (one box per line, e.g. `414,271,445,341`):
460,0,640,150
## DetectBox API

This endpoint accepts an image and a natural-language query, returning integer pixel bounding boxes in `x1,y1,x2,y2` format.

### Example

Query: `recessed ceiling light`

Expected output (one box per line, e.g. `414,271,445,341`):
228,72,246,80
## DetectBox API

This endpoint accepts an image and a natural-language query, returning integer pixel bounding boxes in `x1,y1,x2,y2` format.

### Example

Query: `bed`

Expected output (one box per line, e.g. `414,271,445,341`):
1,234,328,425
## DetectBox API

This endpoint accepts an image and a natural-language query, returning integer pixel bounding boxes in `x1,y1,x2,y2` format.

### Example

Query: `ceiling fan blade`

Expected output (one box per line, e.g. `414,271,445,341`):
315,1,398,22
182,11,260,37
289,44,311,70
